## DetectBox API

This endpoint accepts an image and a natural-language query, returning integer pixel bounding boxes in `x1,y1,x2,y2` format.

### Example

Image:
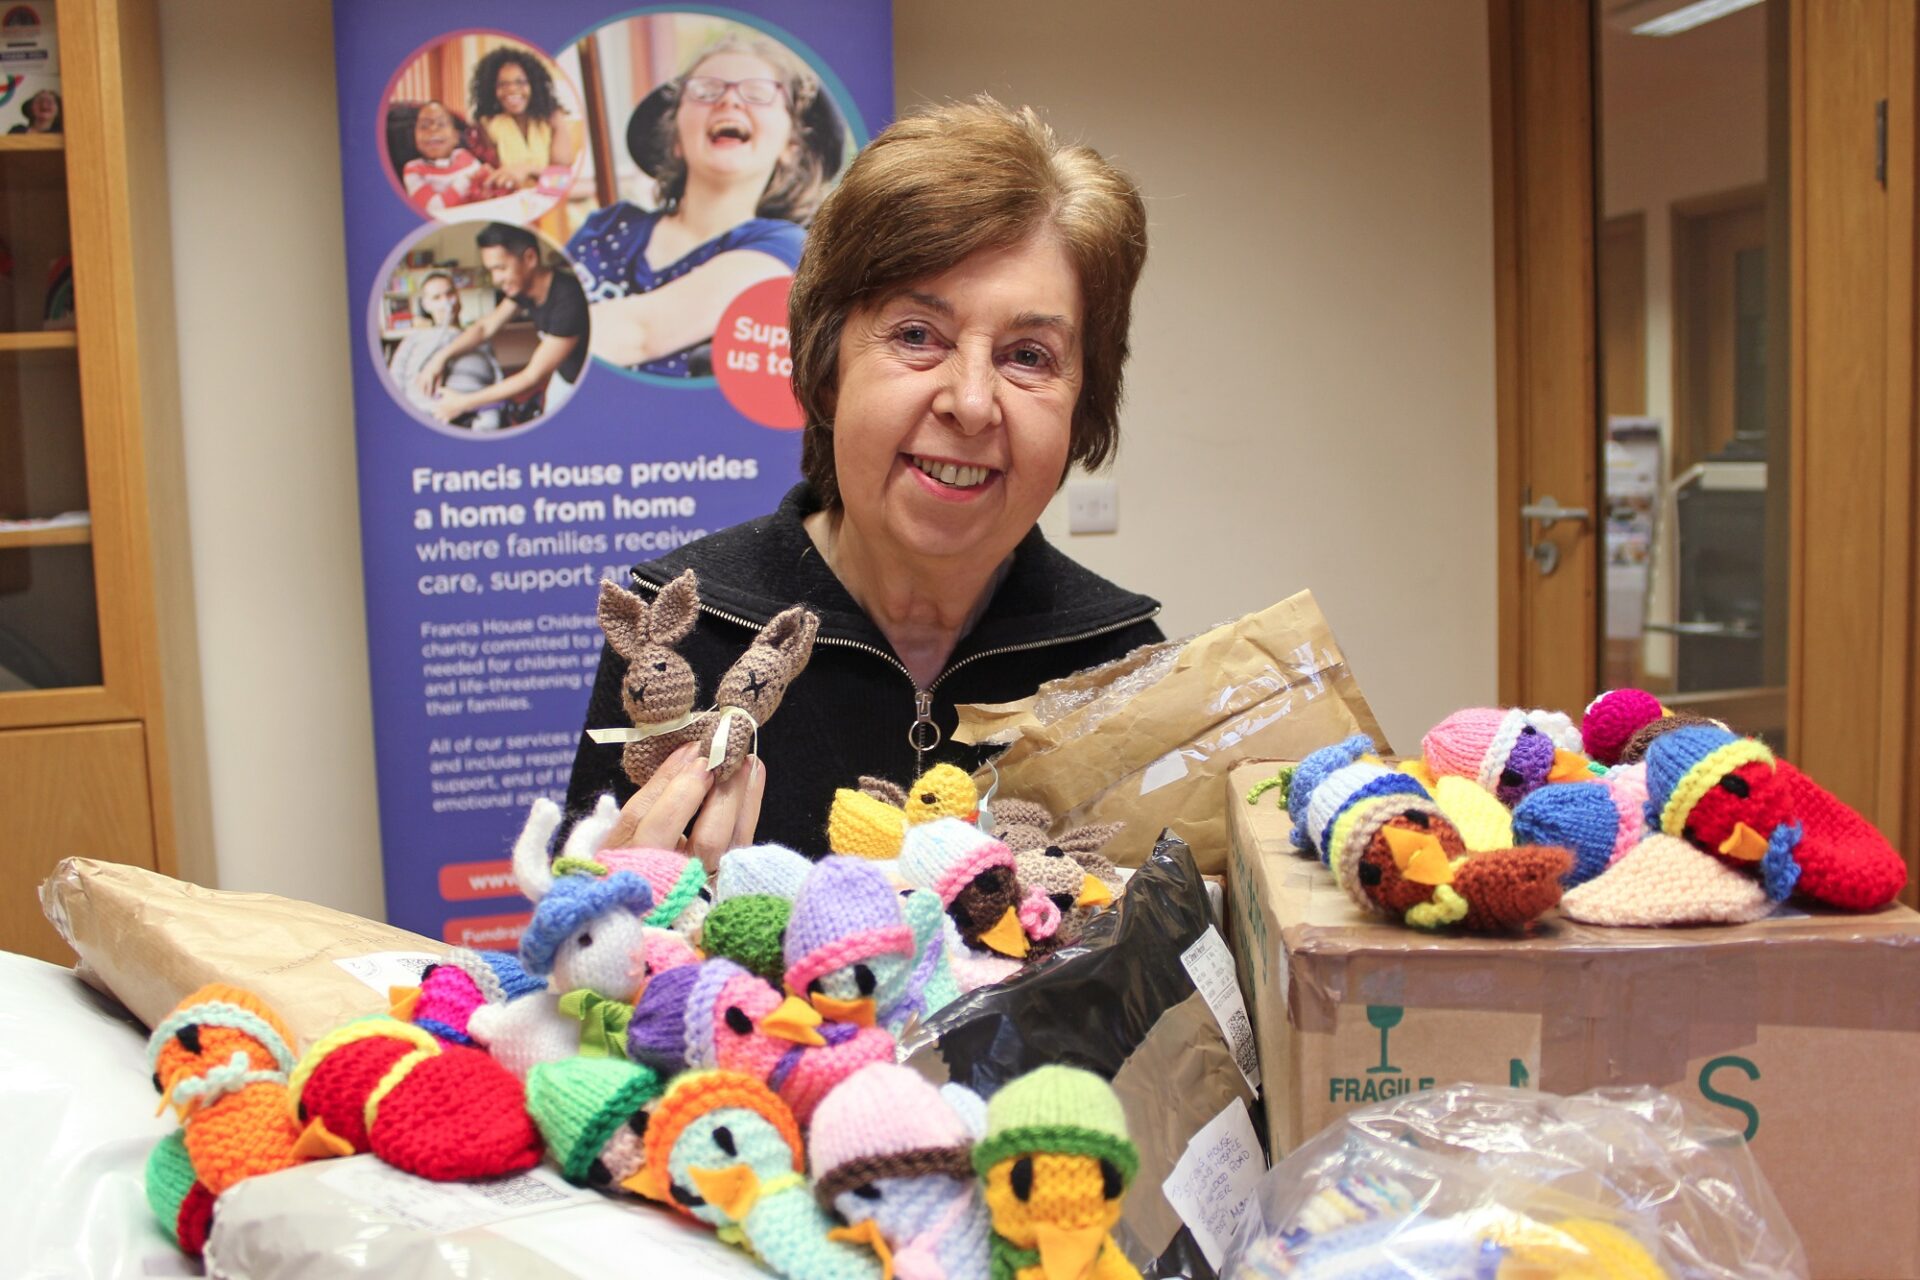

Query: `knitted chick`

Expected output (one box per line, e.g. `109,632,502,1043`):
634,1070,884,1280
830,764,981,861
995,799,1123,949
146,984,317,1197
1284,737,1569,932
785,855,924,1033
900,817,1031,959
525,1055,664,1193
904,886,965,1016
594,843,712,941
393,947,546,1046
1642,726,1802,902
973,1065,1141,1280
1421,707,1591,805
288,1016,542,1181
812,1063,992,1280
626,957,893,1126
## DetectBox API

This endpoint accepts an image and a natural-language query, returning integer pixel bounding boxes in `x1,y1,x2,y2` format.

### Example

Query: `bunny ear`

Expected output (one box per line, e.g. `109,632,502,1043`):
647,570,700,647
1058,822,1125,854
754,606,820,670
597,580,648,660
992,799,1054,832
858,776,909,808
562,793,621,862
512,799,563,902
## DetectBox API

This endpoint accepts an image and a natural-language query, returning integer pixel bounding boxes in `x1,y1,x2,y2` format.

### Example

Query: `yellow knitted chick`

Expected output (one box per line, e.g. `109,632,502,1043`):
1494,1216,1669,1279
973,1066,1141,1280
829,764,980,861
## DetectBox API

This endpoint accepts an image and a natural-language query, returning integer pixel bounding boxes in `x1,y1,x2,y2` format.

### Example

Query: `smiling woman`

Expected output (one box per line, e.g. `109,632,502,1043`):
565,98,1164,863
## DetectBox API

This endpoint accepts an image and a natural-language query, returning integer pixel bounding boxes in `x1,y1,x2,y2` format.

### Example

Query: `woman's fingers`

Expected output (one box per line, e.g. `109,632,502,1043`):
629,754,716,850
685,756,757,873
730,756,766,851
605,743,699,847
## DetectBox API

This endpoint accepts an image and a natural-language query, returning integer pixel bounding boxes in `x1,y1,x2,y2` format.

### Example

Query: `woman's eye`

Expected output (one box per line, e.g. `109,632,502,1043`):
1007,345,1052,370
896,325,931,346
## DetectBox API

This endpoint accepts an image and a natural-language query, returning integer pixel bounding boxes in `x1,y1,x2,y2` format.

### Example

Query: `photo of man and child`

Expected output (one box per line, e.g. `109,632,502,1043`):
551,14,858,379
382,34,584,227
376,221,589,434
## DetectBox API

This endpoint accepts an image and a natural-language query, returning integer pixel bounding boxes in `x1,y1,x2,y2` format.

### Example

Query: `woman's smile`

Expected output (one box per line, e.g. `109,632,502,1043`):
902,453,1001,501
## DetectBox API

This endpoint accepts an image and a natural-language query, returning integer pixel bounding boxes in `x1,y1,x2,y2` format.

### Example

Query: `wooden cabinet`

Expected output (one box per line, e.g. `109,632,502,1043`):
0,0,204,962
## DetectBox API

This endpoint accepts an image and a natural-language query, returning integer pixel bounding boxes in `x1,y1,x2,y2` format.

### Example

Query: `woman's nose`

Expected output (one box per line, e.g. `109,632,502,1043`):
932,345,1001,435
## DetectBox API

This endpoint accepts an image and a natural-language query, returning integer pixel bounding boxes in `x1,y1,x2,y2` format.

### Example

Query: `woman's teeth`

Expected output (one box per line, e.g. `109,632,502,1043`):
912,457,991,488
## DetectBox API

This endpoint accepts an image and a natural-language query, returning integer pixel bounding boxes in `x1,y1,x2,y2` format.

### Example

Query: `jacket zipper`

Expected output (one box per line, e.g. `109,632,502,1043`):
630,568,1160,772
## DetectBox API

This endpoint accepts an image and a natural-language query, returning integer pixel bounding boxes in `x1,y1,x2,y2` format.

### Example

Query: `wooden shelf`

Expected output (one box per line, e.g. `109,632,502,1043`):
0,134,64,153
0,330,76,352
0,523,90,549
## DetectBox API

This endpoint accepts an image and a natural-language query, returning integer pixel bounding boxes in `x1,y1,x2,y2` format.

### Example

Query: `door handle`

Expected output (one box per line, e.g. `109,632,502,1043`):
1522,492,1590,576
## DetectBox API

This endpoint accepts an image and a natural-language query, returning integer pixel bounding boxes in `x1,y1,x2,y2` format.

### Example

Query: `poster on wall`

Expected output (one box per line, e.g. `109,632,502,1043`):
331,2,891,942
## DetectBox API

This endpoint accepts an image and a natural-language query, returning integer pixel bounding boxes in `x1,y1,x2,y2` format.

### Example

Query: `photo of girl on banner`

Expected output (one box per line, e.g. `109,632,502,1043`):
555,13,860,379
382,31,585,232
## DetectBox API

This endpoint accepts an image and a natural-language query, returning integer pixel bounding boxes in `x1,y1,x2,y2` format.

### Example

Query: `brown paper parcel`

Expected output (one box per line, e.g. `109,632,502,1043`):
1224,760,1920,1280
40,857,448,1050
955,590,1386,873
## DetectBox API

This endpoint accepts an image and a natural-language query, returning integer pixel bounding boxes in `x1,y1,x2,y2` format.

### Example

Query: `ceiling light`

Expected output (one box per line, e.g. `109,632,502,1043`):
1628,0,1764,37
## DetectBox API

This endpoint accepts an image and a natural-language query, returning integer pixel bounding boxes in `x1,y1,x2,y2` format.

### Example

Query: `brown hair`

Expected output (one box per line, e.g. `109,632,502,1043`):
790,98,1148,507
647,35,831,225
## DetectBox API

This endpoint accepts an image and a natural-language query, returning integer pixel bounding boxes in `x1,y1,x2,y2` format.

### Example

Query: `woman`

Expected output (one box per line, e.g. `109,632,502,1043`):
9,88,59,135
564,99,1161,864
468,45,578,188
387,272,504,430
566,35,844,377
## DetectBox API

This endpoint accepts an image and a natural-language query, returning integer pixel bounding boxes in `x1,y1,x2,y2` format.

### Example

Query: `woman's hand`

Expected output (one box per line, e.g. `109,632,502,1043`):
605,741,765,873
415,350,448,397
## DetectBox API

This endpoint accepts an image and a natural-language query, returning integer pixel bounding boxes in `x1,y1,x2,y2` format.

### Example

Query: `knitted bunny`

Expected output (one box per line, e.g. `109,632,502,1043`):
598,571,703,787
699,604,820,779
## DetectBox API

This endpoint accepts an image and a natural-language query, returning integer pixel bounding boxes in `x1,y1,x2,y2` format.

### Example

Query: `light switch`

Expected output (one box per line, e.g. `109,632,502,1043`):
1067,479,1118,534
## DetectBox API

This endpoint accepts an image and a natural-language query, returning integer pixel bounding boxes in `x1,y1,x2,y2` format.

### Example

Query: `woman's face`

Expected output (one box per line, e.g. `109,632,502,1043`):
413,102,458,160
830,232,1083,567
494,60,533,118
419,278,458,326
29,92,55,125
673,52,794,186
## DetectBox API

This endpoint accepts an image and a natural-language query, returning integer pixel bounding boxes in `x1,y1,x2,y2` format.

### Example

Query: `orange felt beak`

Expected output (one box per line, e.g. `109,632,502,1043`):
291,1116,355,1161
387,985,422,1021
1548,748,1591,784
978,906,1031,958
1034,1220,1109,1280
1075,874,1113,910
762,994,828,1045
628,1163,670,1203
828,1219,897,1279
1383,826,1454,887
1718,821,1771,862
809,992,877,1027
689,1164,761,1223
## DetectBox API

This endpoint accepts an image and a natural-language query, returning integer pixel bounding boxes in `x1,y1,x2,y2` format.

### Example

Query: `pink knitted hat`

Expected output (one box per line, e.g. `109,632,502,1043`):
808,1063,976,1207
1582,689,1665,766
898,817,1016,907
1602,761,1650,863
1422,707,1530,791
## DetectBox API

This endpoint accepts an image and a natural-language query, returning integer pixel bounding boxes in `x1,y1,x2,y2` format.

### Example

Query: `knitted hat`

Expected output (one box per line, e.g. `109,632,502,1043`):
1603,762,1652,863
810,1063,976,1209
899,817,1018,906
289,1018,441,1154
783,856,916,997
145,1129,215,1257
526,1056,664,1185
625,962,704,1073
700,894,793,983
971,1065,1138,1187
714,843,815,903
1617,710,1726,765
1429,776,1514,852
1642,726,1775,838
147,984,297,1078
1511,782,1621,886
1581,689,1665,766
639,1069,803,1210
517,869,655,976
1286,735,1376,849
1559,833,1775,927
1775,760,1910,911
1304,761,1430,863
366,1042,543,1182
599,846,709,929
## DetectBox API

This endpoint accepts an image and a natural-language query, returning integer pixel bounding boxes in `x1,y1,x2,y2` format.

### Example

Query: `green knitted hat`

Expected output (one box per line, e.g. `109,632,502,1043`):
144,1128,198,1234
525,1056,664,1184
700,894,792,984
971,1064,1139,1187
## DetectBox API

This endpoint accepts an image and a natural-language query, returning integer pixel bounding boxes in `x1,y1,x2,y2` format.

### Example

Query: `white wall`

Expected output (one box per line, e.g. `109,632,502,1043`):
158,0,1497,917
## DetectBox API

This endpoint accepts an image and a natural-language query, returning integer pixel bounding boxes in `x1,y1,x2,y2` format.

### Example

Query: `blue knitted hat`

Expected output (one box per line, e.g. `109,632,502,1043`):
477,948,548,1001
1641,725,1772,834
1311,770,1431,862
518,870,654,977
1288,735,1378,849
1511,781,1618,886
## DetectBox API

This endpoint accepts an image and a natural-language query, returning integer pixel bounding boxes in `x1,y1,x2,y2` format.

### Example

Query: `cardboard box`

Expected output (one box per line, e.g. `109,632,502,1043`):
1225,760,1920,1279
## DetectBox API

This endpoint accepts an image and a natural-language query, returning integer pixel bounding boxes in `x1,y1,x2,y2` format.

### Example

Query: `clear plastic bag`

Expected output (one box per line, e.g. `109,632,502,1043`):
1219,1083,1806,1279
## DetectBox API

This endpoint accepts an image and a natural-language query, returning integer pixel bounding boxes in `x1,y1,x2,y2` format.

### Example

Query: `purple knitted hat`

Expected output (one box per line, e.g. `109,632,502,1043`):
782,857,915,997
625,962,703,1072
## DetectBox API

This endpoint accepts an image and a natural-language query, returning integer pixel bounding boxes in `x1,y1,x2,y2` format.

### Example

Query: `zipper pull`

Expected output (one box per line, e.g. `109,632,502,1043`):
908,689,941,772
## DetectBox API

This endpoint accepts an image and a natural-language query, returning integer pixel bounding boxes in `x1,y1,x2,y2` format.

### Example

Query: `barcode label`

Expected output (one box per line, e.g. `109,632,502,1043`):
1181,925,1261,1094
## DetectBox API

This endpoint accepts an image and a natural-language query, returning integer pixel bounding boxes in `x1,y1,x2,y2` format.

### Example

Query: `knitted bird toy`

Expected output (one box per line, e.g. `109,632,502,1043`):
994,799,1124,949
812,1063,993,1280
1580,688,1666,766
625,956,893,1126
1277,736,1570,932
146,984,317,1198
1641,726,1802,903
785,855,927,1035
595,571,821,785
287,1016,542,1181
394,947,545,1047
715,842,817,903
1510,767,1651,888
143,1129,216,1258
1424,776,1515,854
1773,758,1908,910
829,763,981,862
1420,707,1592,805
973,1065,1142,1280
635,1070,885,1279
900,817,1033,959
525,1055,664,1193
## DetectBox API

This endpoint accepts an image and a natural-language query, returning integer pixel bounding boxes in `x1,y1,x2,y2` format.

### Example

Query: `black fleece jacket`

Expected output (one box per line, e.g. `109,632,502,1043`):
563,484,1164,853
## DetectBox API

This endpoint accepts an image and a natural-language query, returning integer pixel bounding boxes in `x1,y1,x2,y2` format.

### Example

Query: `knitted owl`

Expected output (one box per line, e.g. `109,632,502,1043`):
1420,707,1592,805
973,1065,1142,1280
525,1055,664,1193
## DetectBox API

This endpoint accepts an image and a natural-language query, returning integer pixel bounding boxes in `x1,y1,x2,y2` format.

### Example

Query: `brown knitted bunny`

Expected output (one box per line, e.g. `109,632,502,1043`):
597,571,702,786
696,605,820,779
